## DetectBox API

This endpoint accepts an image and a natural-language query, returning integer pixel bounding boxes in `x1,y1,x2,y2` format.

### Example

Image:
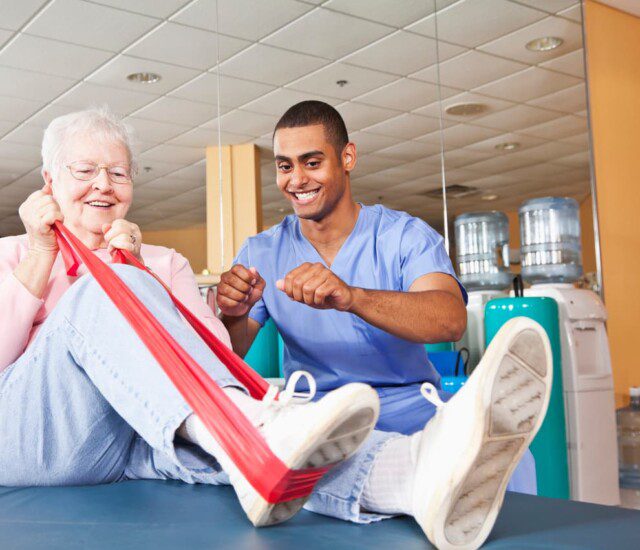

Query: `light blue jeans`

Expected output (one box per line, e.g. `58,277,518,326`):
0,265,394,523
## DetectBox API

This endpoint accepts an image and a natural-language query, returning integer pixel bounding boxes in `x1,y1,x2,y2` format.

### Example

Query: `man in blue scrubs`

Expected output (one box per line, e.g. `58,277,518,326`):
218,101,535,492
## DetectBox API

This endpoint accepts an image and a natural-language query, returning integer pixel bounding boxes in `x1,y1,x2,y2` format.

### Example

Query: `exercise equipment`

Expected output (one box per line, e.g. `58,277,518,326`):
1,481,638,549
53,221,330,504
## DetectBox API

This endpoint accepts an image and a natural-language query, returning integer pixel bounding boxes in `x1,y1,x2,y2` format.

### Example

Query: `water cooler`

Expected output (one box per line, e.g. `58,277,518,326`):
454,212,511,373
520,197,619,505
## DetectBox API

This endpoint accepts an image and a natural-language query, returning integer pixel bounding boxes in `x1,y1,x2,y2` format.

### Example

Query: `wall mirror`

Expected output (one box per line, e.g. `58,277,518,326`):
0,0,597,286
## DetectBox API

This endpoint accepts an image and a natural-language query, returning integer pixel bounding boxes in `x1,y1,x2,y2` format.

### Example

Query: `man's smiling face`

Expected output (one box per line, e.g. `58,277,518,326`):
273,124,353,222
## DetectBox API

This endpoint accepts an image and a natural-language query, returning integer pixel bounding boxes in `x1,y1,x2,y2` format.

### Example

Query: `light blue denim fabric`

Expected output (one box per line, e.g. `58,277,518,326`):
0,264,393,523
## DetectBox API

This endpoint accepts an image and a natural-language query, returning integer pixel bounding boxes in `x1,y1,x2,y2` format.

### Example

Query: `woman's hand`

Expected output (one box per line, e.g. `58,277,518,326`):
18,183,64,257
102,219,143,261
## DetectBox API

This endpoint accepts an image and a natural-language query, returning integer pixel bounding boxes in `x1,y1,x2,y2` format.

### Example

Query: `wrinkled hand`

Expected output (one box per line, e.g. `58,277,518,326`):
217,264,266,317
276,262,355,311
102,219,142,261
18,183,64,256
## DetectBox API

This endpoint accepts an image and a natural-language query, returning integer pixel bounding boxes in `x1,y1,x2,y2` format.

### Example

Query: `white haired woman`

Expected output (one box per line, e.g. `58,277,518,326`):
0,107,552,549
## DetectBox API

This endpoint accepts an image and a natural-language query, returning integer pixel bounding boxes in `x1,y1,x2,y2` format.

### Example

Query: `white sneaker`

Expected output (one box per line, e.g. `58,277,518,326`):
216,372,380,527
412,317,553,550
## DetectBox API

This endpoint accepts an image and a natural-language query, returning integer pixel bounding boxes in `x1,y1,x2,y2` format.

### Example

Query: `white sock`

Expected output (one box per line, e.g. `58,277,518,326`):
361,432,421,515
180,387,264,456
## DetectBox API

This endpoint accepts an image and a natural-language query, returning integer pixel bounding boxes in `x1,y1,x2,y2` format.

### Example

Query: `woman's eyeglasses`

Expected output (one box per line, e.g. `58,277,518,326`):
65,161,133,184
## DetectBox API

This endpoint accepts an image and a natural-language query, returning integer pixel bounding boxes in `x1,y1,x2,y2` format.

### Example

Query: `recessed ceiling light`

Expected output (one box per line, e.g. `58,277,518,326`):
336,79,348,87
525,36,564,52
495,142,520,151
481,193,499,201
445,103,488,116
127,72,162,84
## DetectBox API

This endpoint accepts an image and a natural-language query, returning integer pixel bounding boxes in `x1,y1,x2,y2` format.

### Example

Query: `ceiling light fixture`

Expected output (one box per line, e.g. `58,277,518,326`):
525,36,564,52
495,142,520,151
127,72,162,84
336,79,348,87
445,103,487,116
481,193,499,201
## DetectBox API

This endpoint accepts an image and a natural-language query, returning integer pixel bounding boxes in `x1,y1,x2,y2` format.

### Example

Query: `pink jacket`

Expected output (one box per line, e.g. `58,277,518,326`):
0,234,231,373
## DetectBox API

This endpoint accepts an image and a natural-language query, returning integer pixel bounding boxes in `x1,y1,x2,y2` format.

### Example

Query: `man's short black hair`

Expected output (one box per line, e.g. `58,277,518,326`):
273,100,349,156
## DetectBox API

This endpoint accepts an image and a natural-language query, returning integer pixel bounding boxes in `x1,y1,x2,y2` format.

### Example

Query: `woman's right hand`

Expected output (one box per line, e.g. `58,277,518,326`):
18,183,64,256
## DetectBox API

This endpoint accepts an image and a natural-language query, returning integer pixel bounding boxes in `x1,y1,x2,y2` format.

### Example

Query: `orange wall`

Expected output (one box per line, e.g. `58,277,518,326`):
143,224,207,273
586,0,640,405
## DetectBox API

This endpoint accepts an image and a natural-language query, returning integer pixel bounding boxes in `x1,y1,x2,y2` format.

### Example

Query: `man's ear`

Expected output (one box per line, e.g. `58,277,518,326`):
342,142,357,173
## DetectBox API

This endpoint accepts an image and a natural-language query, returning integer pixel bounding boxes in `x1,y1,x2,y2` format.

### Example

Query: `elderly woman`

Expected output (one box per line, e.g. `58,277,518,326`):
0,107,551,550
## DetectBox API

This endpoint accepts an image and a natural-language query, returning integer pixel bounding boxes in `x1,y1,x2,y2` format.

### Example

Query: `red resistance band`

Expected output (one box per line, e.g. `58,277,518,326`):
53,222,330,503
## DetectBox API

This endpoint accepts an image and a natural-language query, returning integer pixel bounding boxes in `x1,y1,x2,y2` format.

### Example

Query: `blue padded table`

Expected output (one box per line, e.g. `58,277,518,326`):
1,481,638,549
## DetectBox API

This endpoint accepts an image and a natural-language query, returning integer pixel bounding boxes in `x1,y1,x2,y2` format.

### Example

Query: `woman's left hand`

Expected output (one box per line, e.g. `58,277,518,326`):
103,219,143,262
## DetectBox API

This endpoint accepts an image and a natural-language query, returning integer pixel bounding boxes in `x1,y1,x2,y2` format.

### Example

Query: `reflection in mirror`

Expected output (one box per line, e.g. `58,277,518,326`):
427,1,596,291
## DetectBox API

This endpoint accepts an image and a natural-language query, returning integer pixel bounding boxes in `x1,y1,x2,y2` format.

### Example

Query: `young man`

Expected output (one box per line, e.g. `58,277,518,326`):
217,101,536,493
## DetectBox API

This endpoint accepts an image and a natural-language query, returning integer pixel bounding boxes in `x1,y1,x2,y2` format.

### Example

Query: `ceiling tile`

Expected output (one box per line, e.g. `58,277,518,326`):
87,55,200,95
0,34,113,79
517,140,583,162
134,156,188,182
0,141,41,162
202,110,280,137
416,124,502,149
219,44,328,85
478,15,583,64
558,3,582,22
264,8,392,60
409,0,545,48
472,104,558,132
355,78,459,111
513,0,579,14
0,0,48,31
552,150,590,168
363,113,444,140
0,66,75,103
1,123,44,146
474,67,581,103
463,131,547,153
527,83,586,114
286,63,398,101
125,22,250,71
353,154,404,176
22,103,78,128
123,116,192,143
167,127,254,148
169,72,275,108
348,131,403,154
375,140,440,162
0,29,13,47
324,0,458,28
90,0,191,18
142,144,205,165
414,91,515,121
520,114,587,140
170,161,206,182
344,31,464,76
54,82,158,117
172,0,314,41
540,49,585,78
411,50,528,90
0,96,44,123
25,0,159,52
335,102,399,131
132,96,220,126
241,89,342,117
0,157,39,176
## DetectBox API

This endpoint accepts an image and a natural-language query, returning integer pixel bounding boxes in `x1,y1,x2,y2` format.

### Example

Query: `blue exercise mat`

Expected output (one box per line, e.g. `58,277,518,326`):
0,481,638,549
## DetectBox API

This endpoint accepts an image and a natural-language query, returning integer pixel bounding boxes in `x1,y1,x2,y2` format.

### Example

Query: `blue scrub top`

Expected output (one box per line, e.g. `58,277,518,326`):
234,204,467,393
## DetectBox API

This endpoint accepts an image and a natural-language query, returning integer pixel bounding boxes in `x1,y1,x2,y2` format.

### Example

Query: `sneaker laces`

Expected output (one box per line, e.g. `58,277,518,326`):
420,382,445,409
257,371,317,428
